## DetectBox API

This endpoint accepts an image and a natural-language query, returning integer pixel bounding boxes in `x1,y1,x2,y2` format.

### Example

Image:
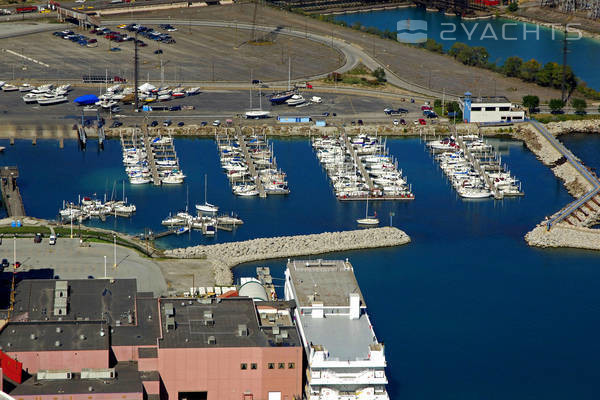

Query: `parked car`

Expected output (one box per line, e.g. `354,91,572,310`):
163,119,172,127
322,112,330,117
34,233,42,243
110,120,123,128
177,121,185,127
201,121,208,126
357,119,363,125
1,259,9,268
212,120,221,126
169,105,181,111
397,108,409,114
150,120,158,127
49,234,56,245
393,119,399,126
400,118,406,125
154,49,163,54
419,118,427,125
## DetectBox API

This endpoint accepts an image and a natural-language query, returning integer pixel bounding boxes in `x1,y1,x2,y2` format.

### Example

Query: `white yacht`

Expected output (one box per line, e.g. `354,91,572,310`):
38,95,68,105
285,94,305,106
2,84,18,92
19,84,33,92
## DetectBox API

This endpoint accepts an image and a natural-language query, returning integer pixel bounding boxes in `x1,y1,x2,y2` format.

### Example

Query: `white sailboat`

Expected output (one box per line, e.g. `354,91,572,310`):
356,196,379,225
196,174,219,213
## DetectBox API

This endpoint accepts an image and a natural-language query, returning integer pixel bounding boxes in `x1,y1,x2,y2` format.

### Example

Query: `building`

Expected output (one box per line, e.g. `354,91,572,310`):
0,278,303,400
284,259,389,400
460,92,525,123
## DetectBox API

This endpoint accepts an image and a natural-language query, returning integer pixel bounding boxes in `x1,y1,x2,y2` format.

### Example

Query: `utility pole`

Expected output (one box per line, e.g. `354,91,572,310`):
561,23,568,104
113,234,117,269
134,32,139,111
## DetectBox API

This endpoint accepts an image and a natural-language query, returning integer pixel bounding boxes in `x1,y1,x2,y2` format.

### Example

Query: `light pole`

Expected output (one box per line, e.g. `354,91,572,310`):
104,256,107,278
389,211,395,227
113,234,117,269
13,235,16,266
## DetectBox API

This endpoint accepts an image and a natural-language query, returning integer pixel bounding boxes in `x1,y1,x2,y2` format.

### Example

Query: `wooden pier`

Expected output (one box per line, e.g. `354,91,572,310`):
455,136,503,200
235,125,267,198
340,126,375,192
142,126,161,186
0,166,25,217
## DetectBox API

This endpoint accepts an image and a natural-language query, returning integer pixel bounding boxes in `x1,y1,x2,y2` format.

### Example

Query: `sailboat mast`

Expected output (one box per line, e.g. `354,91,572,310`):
288,57,291,91
204,174,208,204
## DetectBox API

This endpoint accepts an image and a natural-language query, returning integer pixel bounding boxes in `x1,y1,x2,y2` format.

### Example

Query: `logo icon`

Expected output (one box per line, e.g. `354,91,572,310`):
397,19,427,44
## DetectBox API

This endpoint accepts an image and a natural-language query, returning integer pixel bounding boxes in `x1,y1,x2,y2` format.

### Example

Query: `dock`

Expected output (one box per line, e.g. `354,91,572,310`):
455,135,503,199
340,126,374,192
142,126,161,186
0,166,25,217
235,125,267,198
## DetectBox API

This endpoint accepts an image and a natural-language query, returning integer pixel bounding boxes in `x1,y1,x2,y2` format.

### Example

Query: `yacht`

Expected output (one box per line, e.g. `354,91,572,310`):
23,93,44,104
37,95,68,105
175,226,189,235
19,84,33,92
2,84,18,92
162,175,184,184
130,176,151,185
285,94,305,106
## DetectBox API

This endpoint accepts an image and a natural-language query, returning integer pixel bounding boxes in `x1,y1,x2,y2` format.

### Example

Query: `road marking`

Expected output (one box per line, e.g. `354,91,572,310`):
4,48,50,68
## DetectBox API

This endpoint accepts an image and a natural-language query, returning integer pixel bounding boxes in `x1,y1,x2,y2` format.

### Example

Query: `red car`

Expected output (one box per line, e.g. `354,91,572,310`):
421,105,432,111
419,118,427,125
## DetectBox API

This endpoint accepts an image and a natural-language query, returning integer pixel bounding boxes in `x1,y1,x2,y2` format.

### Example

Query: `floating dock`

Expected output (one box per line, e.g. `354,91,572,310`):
235,126,267,198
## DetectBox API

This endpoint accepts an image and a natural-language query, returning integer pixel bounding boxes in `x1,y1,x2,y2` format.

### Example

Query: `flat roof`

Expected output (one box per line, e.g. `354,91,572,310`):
299,313,377,361
0,320,108,352
286,259,365,308
9,362,142,396
11,279,138,325
111,296,160,347
462,95,511,104
158,298,301,349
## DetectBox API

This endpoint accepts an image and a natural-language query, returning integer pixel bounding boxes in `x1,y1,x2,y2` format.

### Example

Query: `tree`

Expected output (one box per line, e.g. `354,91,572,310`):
520,59,541,82
571,98,587,114
508,2,518,11
372,67,386,83
536,62,557,87
434,99,442,108
503,56,523,77
423,39,444,53
522,95,540,114
548,98,565,114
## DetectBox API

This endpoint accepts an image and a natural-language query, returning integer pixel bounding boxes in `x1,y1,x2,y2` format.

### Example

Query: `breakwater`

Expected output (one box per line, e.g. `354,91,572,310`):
164,226,411,285
525,224,600,250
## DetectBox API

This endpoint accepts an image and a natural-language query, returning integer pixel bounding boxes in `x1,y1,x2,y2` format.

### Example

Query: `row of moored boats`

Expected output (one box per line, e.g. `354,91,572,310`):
0,82,71,106
58,194,136,222
216,133,290,196
427,135,523,198
313,133,413,200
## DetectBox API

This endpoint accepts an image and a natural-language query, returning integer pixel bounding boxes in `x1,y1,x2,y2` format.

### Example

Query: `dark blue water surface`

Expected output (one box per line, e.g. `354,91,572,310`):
1,135,600,399
335,8,600,89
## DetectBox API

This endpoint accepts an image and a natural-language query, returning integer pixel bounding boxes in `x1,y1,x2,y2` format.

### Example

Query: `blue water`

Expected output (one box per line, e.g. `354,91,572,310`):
2,135,600,398
335,8,600,89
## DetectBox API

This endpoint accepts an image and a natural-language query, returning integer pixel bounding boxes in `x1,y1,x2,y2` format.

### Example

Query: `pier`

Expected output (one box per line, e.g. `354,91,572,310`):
142,126,161,186
340,126,375,192
0,166,25,217
455,135,503,200
235,126,267,198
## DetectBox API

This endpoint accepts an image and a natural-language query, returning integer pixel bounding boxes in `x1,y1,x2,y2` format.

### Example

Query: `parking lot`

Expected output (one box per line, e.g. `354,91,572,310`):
0,23,343,83
0,237,167,295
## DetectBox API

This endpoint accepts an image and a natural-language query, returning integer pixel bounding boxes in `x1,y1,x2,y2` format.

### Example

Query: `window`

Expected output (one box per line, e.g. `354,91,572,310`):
288,362,295,369
267,363,275,369
278,363,285,369
251,363,257,370
485,107,496,111
499,106,510,111
241,363,247,370
471,107,482,111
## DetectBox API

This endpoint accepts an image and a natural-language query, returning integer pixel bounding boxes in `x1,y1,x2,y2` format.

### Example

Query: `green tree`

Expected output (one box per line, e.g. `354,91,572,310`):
548,98,565,113
471,46,489,67
503,56,523,77
535,62,557,87
522,95,540,114
448,42,470,59
372,67,386,83
571,98,587,114
520,59,541,82
434,99,442,108
508,2,518,11
423,39,444,53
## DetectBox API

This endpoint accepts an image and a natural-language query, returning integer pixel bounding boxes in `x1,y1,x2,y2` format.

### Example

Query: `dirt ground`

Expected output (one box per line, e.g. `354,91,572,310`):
124,3,565,102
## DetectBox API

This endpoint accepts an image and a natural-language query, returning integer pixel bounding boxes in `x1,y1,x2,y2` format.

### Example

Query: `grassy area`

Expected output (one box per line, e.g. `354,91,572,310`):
532,113,600,123
323,63,384,87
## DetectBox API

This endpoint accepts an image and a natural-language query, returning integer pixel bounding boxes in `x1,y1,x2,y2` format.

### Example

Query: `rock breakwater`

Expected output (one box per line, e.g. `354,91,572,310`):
164,227,411,285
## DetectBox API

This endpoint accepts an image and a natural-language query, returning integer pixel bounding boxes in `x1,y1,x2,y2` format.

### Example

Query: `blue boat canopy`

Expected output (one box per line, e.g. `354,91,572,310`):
74,94,99,105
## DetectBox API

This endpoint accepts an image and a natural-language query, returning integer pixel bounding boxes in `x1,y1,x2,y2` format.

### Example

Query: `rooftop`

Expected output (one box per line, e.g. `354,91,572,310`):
286,259,365,308
158,298,301,349
0,320,108,352
9,362,143,396
300,313,377,361
462,95,511,104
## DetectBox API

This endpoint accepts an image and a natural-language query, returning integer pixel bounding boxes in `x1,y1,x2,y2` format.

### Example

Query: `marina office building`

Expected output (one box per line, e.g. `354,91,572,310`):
460,92,525,123
284,259,389,400
0,279,302,400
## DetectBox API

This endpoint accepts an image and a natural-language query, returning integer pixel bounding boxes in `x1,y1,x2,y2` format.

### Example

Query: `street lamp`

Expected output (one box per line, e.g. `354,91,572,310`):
113,234,117,269
104,255,107,278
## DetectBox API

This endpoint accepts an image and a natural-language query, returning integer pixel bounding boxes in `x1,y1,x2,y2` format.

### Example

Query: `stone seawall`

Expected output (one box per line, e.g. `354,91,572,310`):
164,227,411,285
525,224,600,250
512,123,595,198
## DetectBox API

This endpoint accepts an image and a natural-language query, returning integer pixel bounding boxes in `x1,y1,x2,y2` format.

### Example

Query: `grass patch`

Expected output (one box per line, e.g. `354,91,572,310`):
532,113,600,123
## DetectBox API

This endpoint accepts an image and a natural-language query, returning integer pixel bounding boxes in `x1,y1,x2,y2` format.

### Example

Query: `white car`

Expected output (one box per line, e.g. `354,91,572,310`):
49,234,56,245
75,0,86,3
393,119,399,126
212,120,221,126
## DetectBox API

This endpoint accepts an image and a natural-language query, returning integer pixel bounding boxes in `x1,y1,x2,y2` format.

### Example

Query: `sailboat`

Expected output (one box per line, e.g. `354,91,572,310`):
269,57,296,105
196,174,219,214
245,74,270,119
356,196,379,225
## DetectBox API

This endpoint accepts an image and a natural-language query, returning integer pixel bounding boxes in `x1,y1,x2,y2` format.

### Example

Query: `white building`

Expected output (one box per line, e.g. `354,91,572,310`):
460,92,525,123
285,259,389,400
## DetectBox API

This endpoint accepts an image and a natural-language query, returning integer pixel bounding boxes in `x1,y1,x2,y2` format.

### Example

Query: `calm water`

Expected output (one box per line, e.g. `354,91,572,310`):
335,8,600,89
1,135,600,399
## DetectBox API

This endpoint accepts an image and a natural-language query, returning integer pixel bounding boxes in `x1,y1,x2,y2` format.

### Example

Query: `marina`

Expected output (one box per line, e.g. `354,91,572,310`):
58,192,136,222
215,129,290,198
426,133,523,199
312,129,414,200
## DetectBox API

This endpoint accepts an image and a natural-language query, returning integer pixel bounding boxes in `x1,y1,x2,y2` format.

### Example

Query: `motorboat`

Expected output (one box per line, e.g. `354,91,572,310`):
23,93,44,104
38,95,68,105
19,84,33,92
285,94,305,106
162,175,184,184
175,226,189,235
186,87,201,95
130,176,151,184
269,90,295,105
2,84,18,92
245,110,270,119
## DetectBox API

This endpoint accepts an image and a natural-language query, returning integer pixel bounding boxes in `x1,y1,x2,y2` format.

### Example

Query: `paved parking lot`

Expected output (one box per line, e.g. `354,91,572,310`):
0,237,168,295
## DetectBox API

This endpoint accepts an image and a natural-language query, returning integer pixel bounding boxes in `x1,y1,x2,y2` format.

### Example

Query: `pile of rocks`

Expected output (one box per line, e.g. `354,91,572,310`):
165,227,411,285
525,224,600,250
